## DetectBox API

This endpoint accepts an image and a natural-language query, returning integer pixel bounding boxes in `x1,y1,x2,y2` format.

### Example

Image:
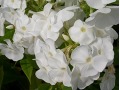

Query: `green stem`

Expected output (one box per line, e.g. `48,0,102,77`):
12,61,17,69
90,7,94,14
57,83,62,90
49,86,53,90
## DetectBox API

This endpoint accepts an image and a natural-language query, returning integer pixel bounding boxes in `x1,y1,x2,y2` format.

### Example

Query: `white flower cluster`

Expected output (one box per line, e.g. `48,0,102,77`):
0,0,118,90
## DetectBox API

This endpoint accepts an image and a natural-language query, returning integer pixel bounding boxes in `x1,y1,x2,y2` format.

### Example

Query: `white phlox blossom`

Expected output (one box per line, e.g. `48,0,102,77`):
105,27,118,41
32,3,56,20
70,45,108,77
69,19,95,45
0,13,5,36
56,6,79,22
32,3,62,41
34,38,55,85
0,0,2,5
0,39,24,61
0,7,24,24
32,3,78,41
93,26,118,41
0,0,26,10
100,69,115,90
85,0,116,9
86,6,119,29
70,45,110,89
15,36,36,55
71,66,100,90
34,38,71,86
13,13,36,42
39,17,63,41
90,37,114,66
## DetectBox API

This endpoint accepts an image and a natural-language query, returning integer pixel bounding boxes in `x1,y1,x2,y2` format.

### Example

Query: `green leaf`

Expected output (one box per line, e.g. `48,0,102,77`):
37,84,51,90
62,85,72,90
30,69,42,90
0,55,29,90
26,0,46,12
79,1,93,18
20,55,34,84
0,66,4,89
114,46,119,65
0,29,14,43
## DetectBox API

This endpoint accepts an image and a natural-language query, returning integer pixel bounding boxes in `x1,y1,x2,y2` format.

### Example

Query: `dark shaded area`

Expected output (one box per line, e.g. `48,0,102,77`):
0,56,29,90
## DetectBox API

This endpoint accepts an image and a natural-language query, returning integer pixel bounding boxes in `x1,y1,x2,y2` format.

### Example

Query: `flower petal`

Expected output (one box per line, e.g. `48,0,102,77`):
43,3,52,15
36,69,55,85
92,55,107,72
85,0,105,9
81,64,98,77
71,46,91,61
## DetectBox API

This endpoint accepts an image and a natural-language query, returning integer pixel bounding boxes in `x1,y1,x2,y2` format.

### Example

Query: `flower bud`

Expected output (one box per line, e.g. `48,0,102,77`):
62,34,69,41
6,25,14,29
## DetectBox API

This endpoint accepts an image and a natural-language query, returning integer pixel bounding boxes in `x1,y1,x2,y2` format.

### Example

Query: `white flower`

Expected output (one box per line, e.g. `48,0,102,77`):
85,0,116,9
3,0,21,9
93,27,107,38
70,45,108,77
100,70,115,90
20,0,27,11
32,3,78,41
27,43,35,55
40,5,79,41
48,49,71,86
56,6,79,22
32,3,56,20
90,37,114,66
15,36,35,55
1,7,23,24
93,26,118,41
13,14,35,42
105,27,118,40
1,0,26,10
1,7,18,24
0,39,24,61
71,66,100,90
40,17,63,41
35,64,56,85
34,38,71,86
0,0,2,5
32,3,63,41
86,6,119,29
34,39,56,85
0,13,5,36
69,20,95,45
